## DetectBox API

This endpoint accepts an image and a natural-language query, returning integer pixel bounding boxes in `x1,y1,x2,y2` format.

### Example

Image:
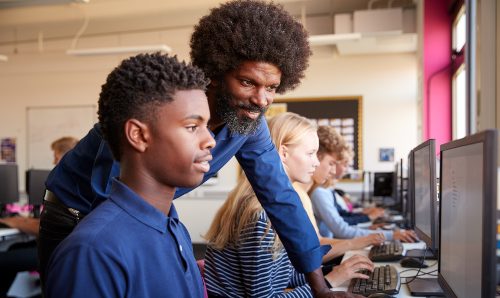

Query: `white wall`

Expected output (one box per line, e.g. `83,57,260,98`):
0,27,417,241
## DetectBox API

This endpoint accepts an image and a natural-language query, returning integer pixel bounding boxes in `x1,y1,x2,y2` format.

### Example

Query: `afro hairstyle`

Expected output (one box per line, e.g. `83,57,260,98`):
190,0,311,93
98,52,209,160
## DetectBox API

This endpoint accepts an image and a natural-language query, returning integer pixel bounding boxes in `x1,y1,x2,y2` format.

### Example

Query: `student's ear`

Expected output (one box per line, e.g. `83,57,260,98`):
278,145,288,161
124,119,150,153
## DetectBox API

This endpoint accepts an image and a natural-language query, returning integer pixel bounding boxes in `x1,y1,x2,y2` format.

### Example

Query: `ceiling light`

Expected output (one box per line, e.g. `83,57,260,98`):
66,44,171,56
309,33,362,46
0,55,8,62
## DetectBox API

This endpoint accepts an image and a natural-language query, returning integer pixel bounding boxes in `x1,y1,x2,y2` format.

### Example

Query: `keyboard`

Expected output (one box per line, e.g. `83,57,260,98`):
348,265,401,296
368,240,404,262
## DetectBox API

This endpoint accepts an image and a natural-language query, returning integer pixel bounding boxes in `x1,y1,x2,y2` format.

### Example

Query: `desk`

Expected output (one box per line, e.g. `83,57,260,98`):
0,228,20,238
0,228,34,252
332,242,439,298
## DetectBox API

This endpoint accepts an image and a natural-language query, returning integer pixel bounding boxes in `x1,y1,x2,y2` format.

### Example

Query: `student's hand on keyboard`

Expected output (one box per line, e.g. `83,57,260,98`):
366,208,385,221
393,229,419,243
354,233,385,249
368,223,386,230
325,255,375,287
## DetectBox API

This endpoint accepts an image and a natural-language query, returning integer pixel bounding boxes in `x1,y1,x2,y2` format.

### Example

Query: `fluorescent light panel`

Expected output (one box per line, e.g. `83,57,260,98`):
0,55,8,62
66,44,171,56
308,33,362,46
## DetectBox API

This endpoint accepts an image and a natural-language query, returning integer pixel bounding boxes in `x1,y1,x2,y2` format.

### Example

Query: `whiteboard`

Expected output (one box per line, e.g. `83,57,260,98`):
27,105,97,169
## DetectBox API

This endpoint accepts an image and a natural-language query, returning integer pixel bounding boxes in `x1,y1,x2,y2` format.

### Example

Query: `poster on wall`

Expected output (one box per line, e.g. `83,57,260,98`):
266,96,363,181
1,138,16,163
379,148,395,162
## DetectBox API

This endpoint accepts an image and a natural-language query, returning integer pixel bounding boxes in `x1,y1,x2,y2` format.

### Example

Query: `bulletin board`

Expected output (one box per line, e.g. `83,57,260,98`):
268,96,363,177
27,105,97,169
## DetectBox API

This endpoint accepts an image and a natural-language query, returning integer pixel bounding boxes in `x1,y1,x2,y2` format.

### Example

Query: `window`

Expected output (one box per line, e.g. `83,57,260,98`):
451,3,466,139
453,7,466,52
453,66,466,139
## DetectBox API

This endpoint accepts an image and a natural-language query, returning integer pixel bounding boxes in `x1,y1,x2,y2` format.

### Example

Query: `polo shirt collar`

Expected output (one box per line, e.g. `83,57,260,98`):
109,178,177,233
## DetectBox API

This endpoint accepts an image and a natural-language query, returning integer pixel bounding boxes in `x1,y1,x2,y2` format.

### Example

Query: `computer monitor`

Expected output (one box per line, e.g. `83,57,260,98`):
408,139,439,258
26,169,50,206
373,172,393,197
404,150,415,228
390,159,404,213
438,130,497,298
0,164,19,214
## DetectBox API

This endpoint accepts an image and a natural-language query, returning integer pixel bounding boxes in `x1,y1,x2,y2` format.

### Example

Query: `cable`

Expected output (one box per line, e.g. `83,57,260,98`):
399,246,436,284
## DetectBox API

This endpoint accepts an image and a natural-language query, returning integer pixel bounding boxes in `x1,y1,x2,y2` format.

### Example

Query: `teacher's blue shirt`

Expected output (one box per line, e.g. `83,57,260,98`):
46,179,204,298
45,118,323,273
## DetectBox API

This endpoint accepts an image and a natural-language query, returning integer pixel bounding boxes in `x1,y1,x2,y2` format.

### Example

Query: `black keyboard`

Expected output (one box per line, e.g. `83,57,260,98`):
368,240,404,262
348,265,401,296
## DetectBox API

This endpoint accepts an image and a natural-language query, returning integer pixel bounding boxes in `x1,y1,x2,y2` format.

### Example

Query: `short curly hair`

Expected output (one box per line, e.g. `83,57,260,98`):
317,125,354,162
98,53,209,160
190,0,311,93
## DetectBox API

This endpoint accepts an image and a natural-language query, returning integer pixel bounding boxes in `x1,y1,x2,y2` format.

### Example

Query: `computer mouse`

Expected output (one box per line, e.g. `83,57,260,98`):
400,256,428,268
367,293,394,298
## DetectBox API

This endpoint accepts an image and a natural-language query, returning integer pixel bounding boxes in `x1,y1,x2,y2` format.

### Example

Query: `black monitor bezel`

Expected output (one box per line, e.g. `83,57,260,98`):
0,163,19,205
437,130,497,298
26,169,51,206
405,150,415,228
412,139,438,254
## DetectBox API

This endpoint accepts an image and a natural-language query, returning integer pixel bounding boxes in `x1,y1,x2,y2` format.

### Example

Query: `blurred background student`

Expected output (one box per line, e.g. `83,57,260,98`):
309,126,417,243
0,136,78,297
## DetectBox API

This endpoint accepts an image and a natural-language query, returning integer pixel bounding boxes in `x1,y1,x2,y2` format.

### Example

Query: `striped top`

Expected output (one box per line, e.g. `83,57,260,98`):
204,211,312,298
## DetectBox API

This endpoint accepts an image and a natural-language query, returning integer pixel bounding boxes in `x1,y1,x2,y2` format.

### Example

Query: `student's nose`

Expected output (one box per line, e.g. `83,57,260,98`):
203,128,216,150
313,155,320,168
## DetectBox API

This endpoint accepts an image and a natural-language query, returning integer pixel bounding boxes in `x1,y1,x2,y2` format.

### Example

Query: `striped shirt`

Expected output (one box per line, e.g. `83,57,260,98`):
204,211,312,298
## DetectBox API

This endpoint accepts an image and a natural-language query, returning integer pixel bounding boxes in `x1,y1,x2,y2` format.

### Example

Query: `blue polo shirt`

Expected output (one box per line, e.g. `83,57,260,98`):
45,118,323,273
46,179,204,298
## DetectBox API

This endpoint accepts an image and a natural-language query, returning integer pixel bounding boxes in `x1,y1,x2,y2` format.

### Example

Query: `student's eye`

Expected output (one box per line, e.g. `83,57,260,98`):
186,125,198,132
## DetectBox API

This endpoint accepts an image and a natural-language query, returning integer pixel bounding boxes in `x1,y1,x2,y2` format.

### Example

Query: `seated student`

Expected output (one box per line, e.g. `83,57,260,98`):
204,112,374,297
330,165,385,226
294,178,384,260
0,136,79,236
309,126,418,243
45,53,215,297
0,136,78,297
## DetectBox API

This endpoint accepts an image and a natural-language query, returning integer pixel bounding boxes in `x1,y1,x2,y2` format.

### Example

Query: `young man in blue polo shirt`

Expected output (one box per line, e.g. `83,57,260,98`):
39,1,360,297
45,53,215,297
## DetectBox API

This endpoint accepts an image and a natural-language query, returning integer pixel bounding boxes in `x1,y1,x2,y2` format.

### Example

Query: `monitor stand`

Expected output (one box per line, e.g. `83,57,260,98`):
407,278,444,296
406,249,437,260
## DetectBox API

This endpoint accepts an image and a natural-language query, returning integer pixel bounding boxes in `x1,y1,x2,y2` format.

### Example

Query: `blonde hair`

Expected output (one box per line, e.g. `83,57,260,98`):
205,112,316,255
51,136,79,156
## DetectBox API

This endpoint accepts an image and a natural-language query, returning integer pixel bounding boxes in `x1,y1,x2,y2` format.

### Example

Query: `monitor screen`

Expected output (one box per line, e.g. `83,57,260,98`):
373,172,393,197
0,163,19,205
412,139,438,251
438,130,497,298
26,169,50,206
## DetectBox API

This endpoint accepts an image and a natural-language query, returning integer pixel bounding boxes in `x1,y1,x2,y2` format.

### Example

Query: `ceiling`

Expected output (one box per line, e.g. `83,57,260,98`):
0,0,416,45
